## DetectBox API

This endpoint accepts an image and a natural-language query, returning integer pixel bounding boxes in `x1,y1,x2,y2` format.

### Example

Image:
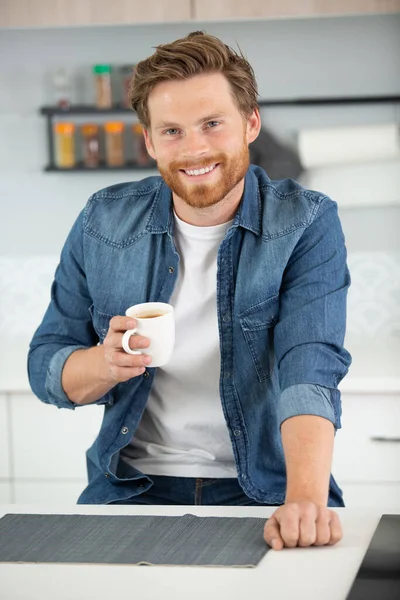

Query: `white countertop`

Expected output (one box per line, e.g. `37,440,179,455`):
1,336,399,394
2,376,400,394
0,504,389,600
338,377,400,394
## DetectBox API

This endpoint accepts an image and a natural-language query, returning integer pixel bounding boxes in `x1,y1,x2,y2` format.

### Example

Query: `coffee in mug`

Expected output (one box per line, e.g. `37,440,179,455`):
122,302,174,367
135,311,166,319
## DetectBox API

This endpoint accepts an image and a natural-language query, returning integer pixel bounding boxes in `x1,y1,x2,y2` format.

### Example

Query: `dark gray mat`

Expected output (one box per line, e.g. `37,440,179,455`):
0,513,269,567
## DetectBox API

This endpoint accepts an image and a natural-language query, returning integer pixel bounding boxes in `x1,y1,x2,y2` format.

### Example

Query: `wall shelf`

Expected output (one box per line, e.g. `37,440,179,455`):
45,163,157,172
40,104,154,171
40,105,133,116
258,95,400,106
40,95,400,116
40,94,400,172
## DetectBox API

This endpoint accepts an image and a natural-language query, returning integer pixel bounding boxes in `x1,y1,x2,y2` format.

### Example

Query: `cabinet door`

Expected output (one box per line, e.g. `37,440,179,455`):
333,394,400,483
0,483,12,504
0,0,191,28
193,0,400,21
341,482,400,511
14,481,86,504
0,394,10,478
11,393,103,480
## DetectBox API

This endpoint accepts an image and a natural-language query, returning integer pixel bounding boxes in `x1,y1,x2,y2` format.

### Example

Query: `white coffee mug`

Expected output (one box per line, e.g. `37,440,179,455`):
121,302,175,367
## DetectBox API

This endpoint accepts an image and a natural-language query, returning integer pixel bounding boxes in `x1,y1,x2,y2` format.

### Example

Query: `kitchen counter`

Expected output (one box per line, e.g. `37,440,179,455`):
0,505,391,600
1,343,400,396
338,377,400,394
2,328,399,395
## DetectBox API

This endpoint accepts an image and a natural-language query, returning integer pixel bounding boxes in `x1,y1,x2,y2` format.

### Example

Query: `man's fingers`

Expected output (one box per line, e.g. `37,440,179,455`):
108,349,151,368
263,516,284,550
109,315,137,333
298,504,318,547
277,504,301,548
106,331,150,351
327,510,343,545
264,504,343,550
314,510,332,546
110,365,146,382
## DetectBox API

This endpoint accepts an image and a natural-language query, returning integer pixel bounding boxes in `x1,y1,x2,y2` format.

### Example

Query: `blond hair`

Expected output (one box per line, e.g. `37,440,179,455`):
129,31,259,128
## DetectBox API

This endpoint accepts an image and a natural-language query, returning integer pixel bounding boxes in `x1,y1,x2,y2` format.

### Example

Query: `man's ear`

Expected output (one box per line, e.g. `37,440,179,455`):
246,108,262,145
143,128,156,161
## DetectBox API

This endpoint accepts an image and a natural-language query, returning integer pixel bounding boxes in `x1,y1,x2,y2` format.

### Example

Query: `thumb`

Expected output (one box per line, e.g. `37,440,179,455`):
263,516,284,550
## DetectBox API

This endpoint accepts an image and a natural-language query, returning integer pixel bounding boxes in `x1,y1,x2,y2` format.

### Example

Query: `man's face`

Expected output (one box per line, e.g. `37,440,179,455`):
143,73,260,209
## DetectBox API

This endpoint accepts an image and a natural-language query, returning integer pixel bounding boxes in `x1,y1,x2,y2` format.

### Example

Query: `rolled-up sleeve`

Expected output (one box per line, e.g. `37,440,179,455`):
275,196,352,429
27,206,112,410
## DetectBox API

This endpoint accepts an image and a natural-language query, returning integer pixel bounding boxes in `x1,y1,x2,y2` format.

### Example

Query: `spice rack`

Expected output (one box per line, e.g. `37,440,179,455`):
40,94,399,172
40,105,157,172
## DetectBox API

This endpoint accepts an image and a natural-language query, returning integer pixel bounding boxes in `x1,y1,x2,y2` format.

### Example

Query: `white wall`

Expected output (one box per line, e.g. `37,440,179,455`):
0,14,399,255
0,14,399,383
0,13,399,507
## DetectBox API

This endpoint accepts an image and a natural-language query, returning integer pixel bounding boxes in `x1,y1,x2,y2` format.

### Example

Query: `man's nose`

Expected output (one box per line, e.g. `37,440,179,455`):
181,130,209,159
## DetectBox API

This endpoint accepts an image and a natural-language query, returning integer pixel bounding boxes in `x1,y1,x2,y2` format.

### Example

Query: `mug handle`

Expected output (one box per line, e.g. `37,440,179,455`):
122,328,141,355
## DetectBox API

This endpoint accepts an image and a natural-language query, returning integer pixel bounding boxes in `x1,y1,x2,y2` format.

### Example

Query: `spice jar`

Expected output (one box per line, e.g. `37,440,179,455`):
132,123,153,167
120,65,135,108
52,68,70,109
81,124,100,168
104,122,125,167
54,122,75,168
93,64,112,108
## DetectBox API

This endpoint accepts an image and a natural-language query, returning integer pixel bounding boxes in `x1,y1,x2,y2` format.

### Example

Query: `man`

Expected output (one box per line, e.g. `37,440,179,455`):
28,31,352,551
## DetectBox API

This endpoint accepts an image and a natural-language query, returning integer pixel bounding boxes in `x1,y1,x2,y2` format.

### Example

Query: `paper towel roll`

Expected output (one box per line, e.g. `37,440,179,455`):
302,160,400,208
298,124,400,168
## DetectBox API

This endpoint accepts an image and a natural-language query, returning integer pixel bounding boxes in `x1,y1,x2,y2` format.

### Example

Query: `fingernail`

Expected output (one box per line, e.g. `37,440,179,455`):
271,539,279,550
127,319,136,327
143,356,152,365
139,339,148,348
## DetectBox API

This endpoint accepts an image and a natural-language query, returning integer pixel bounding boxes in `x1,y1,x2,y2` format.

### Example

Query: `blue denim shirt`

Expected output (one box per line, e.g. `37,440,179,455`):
28,165,352,505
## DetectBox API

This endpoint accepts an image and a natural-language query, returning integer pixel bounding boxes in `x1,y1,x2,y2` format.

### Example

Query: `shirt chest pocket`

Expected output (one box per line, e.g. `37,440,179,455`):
89,305,114,343
238,295,279,383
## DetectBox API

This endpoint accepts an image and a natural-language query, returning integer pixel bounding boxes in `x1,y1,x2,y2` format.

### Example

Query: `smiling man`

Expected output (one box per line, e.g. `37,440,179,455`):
145,73,255,224
28,31,352,550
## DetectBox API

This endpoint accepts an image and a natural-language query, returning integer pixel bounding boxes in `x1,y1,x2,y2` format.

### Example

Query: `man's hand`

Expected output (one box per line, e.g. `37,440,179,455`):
62,316,152,405
103,316,151,383
263,501,342,550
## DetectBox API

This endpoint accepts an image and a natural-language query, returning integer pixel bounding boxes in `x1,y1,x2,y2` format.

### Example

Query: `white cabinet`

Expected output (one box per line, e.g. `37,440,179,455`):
333,393,400,510
0,483,12,503
340,482,400,511
14,481,85,505
333,394,400,483
0,0,191,28
0,481,13,504
11,393,103,480
0,394,10,478
193,0,400,21
2,389,400,508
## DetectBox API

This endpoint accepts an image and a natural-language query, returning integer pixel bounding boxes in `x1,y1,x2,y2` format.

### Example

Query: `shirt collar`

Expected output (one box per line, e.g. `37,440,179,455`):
146,165,264,237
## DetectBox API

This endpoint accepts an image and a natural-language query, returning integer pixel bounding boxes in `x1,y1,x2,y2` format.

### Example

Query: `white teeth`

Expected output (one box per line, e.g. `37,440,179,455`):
184,164,216,176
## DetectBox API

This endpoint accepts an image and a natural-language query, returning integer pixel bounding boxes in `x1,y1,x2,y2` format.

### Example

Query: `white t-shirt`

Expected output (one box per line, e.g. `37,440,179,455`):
120,212,237,477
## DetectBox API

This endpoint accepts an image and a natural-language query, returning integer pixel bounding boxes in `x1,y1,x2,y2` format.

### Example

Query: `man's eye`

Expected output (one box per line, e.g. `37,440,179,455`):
207,121,220,128
164,129,179,135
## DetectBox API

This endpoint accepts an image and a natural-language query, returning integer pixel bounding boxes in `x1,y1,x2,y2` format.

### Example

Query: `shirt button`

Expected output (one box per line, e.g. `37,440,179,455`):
104,472,110,478
234,429,241,437
223,315,230,322
168,266,174,273
121,426,129,434
143,370,150,378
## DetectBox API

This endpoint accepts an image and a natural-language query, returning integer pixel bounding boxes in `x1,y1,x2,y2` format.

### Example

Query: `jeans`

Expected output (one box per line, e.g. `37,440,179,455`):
109,476,344,507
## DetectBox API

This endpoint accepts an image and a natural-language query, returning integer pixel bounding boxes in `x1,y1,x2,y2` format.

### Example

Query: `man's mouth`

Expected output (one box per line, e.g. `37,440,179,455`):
180,163,219,177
